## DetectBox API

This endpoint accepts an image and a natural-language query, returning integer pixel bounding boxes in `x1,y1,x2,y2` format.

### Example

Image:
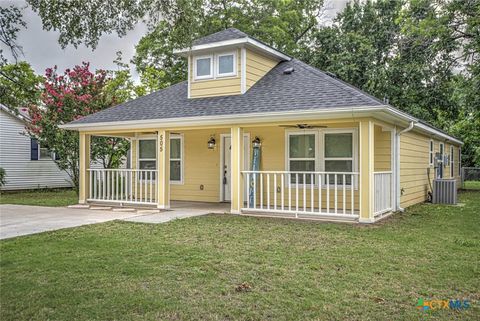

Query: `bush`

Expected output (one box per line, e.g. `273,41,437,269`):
0,167,6,187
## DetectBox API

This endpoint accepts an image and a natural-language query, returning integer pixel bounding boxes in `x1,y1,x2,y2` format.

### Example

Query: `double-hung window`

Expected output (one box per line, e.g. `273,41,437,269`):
170,135,183,183
194,55,213,80
429,140,434,166
287,132,316,184
458,148,461,176
286,129,357,187
31,138,55,160
138,139,157,179
450,146,454,177
138,137,183,183
437,142,444,178
324,131,354,185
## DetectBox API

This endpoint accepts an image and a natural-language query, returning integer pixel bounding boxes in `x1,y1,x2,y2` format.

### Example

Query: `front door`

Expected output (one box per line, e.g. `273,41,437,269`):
223,137,232,201
222,135,249,202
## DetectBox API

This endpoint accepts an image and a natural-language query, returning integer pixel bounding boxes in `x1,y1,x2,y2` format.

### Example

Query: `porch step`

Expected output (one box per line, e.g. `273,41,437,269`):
89,206,113,211
67,204,90,209
136,209,161,215
112,208,137,212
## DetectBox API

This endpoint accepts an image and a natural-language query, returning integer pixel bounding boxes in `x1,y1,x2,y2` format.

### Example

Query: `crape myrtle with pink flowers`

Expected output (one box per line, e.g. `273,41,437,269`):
27,62,130,191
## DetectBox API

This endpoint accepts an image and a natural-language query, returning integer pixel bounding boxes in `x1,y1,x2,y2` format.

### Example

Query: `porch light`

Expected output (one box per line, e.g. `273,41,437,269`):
252,136,262,148
207,136,216,149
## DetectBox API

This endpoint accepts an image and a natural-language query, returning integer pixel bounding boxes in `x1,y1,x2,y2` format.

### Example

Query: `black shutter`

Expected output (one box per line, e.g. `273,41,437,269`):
55,152,60,161
31,138,39,160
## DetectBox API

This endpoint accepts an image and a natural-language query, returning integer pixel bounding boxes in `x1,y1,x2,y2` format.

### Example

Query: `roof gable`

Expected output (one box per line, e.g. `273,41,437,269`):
193,28,248,46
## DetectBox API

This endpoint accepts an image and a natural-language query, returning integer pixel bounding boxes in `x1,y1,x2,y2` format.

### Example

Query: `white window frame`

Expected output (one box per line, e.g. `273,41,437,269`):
286,130,318,186
458,148,461,176
450,146,454,177
439,142,444,164
429,139,434,166
137,136,183,184
193,54,214,80
215,51,237,78
38,144,54,161
321,128,358,188
137,138,157,180
169,134,184,184
437,142,444,179
284,128,358,189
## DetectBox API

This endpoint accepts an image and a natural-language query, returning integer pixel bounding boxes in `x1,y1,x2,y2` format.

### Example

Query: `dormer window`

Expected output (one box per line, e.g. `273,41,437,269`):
194,55,213,80
216,52,236,77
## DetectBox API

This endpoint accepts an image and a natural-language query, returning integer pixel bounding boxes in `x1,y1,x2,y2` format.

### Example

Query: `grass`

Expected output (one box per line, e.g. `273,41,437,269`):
0,188,77,207
1,191,479,320
463,180,480,190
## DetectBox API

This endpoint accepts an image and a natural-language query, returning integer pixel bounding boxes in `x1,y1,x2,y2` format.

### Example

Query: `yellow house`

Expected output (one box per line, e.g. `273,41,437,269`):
61,28,463,223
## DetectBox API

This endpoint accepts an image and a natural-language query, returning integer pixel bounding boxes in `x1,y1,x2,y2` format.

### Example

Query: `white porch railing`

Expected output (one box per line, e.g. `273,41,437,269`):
88,169,158,205
241,171,359,218
373,171,392,215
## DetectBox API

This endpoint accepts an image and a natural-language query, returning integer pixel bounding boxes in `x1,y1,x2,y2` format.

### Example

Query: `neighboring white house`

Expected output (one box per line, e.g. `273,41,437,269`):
0,104,73,190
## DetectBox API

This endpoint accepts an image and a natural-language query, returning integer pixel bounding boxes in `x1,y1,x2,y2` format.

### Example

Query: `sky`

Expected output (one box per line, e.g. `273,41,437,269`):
2,0,348,82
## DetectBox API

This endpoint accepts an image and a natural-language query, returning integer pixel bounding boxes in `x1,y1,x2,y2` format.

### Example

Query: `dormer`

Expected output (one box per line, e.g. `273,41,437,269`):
174,28,290,98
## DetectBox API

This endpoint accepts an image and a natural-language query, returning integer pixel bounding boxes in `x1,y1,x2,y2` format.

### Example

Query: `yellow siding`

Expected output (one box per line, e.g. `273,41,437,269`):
243,123,360,210
246,49,278,90
399,131,461,208
83,118,462,217
374,125,392,171
400,131,430,208
170,128,229,202
169,122,360,207
189,49,242,98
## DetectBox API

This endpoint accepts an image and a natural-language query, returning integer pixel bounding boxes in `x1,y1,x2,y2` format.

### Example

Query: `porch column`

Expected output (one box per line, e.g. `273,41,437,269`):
157,130,170,209
359,120,375,223
230,126,245,214
79,132,91,204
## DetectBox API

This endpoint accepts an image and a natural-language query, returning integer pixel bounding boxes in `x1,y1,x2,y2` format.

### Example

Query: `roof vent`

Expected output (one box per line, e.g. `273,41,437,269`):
283,67,294,74
325,71,337,78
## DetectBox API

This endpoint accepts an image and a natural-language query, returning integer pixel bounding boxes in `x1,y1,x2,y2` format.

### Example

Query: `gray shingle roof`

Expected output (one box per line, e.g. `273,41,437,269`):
193,28,248,46
69,59,384,125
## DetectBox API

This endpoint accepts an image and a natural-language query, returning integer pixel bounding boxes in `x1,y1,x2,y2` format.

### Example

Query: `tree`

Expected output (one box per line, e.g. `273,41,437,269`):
26,0,326,91
0,5,26,65
133,0,326,90
0,62,42,111
0,5,35,114
309,0,479,166
26,0,148,49
27,63,130,190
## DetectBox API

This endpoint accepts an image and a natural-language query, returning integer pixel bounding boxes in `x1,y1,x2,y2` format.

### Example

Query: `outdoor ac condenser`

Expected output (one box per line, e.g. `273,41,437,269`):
432,179,457,205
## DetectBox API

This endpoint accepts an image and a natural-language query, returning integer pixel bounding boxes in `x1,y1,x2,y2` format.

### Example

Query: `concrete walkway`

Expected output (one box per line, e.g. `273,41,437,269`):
124,201,229,223
0,202,230,239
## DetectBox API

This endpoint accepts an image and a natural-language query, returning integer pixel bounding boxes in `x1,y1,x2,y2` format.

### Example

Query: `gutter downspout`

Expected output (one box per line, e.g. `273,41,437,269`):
395,121,416,212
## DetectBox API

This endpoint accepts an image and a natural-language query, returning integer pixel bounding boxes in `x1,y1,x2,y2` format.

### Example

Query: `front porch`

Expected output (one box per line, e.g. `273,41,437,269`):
78,119,396,223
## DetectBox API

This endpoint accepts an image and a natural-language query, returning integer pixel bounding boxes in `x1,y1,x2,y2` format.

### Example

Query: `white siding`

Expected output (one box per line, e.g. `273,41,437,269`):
0,109,73,190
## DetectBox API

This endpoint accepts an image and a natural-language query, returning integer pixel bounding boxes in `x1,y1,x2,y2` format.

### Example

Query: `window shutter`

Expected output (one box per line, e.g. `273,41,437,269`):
55,152,60,161
31,138,39,160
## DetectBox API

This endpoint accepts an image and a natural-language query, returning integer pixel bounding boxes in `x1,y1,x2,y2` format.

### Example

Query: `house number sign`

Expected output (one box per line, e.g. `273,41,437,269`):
159,134,164,152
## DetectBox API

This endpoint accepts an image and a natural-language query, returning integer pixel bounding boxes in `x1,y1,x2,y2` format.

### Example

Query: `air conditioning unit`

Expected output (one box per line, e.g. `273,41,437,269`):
432,179,457,204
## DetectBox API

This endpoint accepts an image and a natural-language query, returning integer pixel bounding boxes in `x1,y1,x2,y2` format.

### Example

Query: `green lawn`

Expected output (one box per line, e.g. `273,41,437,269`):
1,192,479,320
0,188,77,207
463,180,480,190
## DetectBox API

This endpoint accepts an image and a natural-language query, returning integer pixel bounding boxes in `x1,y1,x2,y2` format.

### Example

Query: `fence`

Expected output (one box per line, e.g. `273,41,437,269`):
462,167,480,189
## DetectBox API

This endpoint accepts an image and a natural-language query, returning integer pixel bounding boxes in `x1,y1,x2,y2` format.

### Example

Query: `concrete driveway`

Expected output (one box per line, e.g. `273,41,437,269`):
0,205,140,240
0,202,227,239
